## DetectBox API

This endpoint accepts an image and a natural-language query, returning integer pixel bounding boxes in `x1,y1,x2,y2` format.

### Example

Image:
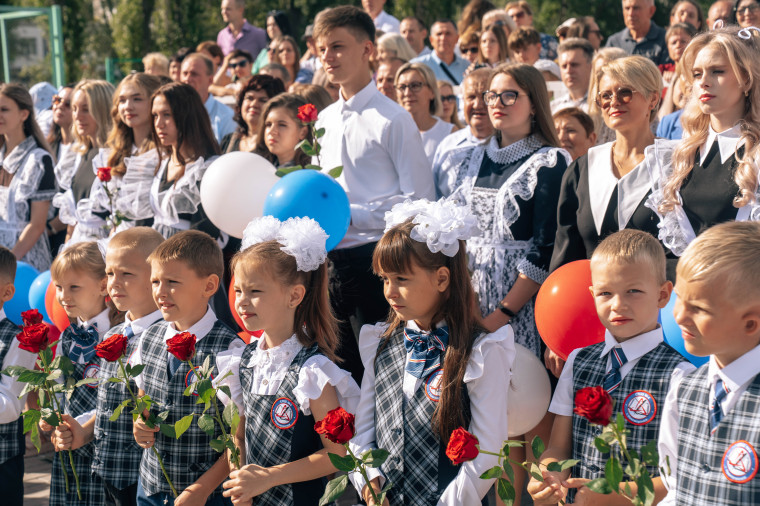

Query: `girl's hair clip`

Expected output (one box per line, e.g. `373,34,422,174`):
738,26,760,39
241,216,328,272
712,19,724,30
384,198,480,257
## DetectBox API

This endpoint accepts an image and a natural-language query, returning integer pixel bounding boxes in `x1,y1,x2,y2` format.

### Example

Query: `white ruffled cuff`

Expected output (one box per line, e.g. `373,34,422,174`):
293,356,361,415
53,189,78,226
214,347,244,409
464,325,515,383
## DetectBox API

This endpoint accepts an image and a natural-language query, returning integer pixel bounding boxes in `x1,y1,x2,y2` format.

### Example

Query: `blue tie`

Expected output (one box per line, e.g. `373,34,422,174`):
603,346,628,393
710,378,729,434
68,324,99,363
123,324,134,339
403,326,449,379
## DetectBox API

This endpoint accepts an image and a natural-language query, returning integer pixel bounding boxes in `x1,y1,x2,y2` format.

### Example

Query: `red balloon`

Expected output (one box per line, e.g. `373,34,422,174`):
45,282,71,333
535,260,604,361
45,323,62,357
229,276,259,338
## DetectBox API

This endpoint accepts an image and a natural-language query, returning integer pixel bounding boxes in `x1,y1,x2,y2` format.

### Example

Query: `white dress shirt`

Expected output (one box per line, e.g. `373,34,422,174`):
349,320,515,504
0,309,39,423
373,10,400,34
658,343,760,505
550,93,589,114
204,95,237,143
432,128,488,198
314,81,434,248
699,123,742,166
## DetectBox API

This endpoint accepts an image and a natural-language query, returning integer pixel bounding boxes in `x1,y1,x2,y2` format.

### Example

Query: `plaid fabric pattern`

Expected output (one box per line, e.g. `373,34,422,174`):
676,367,760,505
138,320,238,497
0,318,24,465
240,341,324,505
570,342,685,500
92,322,157,489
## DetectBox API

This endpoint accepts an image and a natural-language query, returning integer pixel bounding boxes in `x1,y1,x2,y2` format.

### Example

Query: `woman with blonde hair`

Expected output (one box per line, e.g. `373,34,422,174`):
394,62,455,163
376,32,418,62
586,47,628,145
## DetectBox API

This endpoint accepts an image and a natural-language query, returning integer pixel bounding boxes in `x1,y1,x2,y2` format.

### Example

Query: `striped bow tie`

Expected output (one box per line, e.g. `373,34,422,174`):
68,324,99,363
403,326,449,379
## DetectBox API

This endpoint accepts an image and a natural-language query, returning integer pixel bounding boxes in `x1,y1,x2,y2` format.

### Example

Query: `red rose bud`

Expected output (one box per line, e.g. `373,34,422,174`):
297,103,318,123
166,331,197,362
16,323,49,353
21,309,44,326
574,386,614,426
314,407,355,444
95,333,129,362
97,166,112,182
445,427,479,465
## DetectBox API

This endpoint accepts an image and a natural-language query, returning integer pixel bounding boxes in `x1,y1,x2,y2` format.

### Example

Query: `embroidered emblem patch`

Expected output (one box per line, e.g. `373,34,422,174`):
184,367,212,396
83,364,100,388
425,369,444,402
270,397,298,430
622,390,657,425
723,440,758,484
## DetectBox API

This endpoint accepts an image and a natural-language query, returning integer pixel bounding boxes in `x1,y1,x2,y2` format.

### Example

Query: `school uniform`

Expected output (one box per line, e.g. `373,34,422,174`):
549,327,693,502
0,309,38,506
350,321,515,505
50,308,112,506
132,307,243,505
658,344,760,505
216,334,360,505
92,310,163,506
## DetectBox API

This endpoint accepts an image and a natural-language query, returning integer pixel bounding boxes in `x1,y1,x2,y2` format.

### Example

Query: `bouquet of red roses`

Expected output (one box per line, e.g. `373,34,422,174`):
274,103,343,179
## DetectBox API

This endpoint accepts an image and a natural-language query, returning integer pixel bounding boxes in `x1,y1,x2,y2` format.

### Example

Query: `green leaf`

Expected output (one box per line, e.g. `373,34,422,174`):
156,410,169,423
585,477,613,494
527,462,543,481
496,478,516,505
362,448,390,468
546,462,561,473
479,465,502,480
74,377,99,388
129,364,144,377
183,383,195,397
19,381,38,397
559,459,580,471
594,436,611,454
304,164,322,171
640,440,659,468
29,423,40,452
18,369,47,385
275,166,303,178
209,438,226,453
109,398,131,421
55,355,75,376
328,452,356,472
637,469,655,506
195,378,213,400
318,474,348,506
202,355,211,375
46,369,62,381
222,401,238,427
107,377,122,383
616,412,625,432
2,365,29,377
40,407,60,427
174,414,194,439
23,409,42,433
198,413,215,436
218,385,232,400
328,166,343,178
315,127,325,137
531,435,545,460
159,423,175,439
606,456,623,493
502,459,515,483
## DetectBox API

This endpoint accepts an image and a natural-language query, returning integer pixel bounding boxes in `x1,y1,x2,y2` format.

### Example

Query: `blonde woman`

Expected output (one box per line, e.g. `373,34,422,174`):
586,47,627,145
377,32,418,62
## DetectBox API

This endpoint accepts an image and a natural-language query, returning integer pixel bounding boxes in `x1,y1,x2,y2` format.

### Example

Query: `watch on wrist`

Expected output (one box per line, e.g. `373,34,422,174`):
498,302,517,318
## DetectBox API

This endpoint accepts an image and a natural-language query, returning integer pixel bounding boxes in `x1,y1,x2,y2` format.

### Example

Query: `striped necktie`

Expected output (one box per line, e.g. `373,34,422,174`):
710,378,729,434
123,324,134,339
603,346,628,393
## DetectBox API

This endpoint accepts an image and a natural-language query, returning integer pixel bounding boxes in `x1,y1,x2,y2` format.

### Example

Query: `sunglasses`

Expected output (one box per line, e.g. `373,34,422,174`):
229,60,249,69
396,81,425,93
595,87,638,108
483,90,520,107
52,95,70,108
460,46,479,55
441,94,457,102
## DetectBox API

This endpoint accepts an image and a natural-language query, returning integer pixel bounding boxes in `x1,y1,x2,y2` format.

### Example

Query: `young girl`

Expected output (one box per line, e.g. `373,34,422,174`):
44,241,124,505
218,216,360,505
648,26,760,278
253,93,312,169
351,198,514,505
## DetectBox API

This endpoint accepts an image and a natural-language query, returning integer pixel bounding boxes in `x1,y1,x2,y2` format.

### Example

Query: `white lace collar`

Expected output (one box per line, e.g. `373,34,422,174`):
248,333,303,368
0,136,37,175
485,134,542,165
700,124,742,165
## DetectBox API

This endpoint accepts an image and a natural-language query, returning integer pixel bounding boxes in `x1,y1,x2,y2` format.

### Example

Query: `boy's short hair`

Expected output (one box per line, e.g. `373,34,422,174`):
553,107,595,136
314,5,376,44
508,27,541,50
591,230,667,284
558,37,595,62
0,246,16,282
148,230,223,280
678,221,760,303
109,227,165,262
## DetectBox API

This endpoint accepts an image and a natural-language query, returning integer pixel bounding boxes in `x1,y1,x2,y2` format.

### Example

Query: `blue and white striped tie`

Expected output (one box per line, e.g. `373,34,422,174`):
710,378,729,434
603,346,628,393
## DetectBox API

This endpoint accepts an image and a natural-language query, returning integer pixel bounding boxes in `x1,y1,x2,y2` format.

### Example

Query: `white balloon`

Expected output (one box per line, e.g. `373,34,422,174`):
508,344,552,437
200,152,279,238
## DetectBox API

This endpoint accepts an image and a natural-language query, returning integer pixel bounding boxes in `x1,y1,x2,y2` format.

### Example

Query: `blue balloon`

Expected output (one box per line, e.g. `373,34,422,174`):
5,261,40,325
660,293,708,367
263,170,351,251
28,270,52,324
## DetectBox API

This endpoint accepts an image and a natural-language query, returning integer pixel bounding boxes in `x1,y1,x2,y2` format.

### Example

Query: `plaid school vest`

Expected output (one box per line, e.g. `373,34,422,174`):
570,341,685,500
239,340,326,506
138,320,238,497
0,318,23,465
676,367,760,505
374,326,472,506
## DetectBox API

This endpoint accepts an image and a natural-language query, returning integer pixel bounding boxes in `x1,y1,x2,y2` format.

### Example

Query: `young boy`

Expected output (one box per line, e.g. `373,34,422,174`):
657,221,760,504
0,247,38,506
51,227,165,506
528,229,694,504
132,230,243,505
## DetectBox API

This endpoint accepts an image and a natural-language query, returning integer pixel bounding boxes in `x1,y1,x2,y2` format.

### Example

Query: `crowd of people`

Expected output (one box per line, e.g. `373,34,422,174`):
1,0,760,504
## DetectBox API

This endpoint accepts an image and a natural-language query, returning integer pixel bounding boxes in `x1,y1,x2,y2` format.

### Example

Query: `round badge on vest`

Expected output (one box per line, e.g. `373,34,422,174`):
271,397,298,430
722,440,758,484
83,364,100,388
425,369,444,402
184,366,212,396
622,390,657,425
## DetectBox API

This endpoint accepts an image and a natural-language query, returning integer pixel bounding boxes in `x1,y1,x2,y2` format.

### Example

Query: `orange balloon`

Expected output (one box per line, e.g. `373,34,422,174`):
45,282,70,333
45,323,61,356
229,276,260,338
535,260,604,360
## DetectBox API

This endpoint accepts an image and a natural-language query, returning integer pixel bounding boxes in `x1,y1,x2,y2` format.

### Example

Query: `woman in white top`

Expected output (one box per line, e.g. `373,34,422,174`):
395,62,455,164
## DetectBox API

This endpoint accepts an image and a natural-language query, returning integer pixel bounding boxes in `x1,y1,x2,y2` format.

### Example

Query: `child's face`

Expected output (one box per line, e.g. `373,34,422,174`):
379,261,449,331
232,263,303,335
674,274,760,367
54,269,108,322
589,259,672,341
150,259,217,331
317,27,371,87
106,247,156,319
264,107,307,164
692,45,746,126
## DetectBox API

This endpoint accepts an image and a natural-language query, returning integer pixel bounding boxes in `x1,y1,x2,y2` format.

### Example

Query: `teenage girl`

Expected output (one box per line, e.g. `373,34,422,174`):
253,93,312,169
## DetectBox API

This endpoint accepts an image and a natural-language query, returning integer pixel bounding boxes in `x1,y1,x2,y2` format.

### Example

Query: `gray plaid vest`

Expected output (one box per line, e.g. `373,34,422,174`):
138,320,239,497
239,340,326,505
570,341,685,500
92,320,159,489
0,318,23,465
374,326,472,506
675,366,760,505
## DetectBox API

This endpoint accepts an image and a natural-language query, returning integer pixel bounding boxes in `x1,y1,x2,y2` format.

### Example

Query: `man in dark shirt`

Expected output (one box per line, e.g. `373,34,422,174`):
606,0,669,65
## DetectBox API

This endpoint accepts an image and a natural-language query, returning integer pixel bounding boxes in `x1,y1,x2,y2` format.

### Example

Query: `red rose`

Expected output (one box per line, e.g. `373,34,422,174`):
21,309,44,326
166,331,196,362
95,333,129,362
297,103,318,123
445,427,479,465
16,323,49,353
314,407,355,444
97,166,112,183
574,386,614,426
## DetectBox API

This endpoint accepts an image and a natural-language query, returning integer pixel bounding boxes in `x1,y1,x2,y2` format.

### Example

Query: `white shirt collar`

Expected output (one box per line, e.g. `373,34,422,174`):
404,319,447,332
339,80,377,113
600,326,664,364
249,333,303,368
125,309,163,338
163,306,217,344
0,309,5,320
700,124,742,165
79,308,112,339
708,342,760,394
485,134,542,165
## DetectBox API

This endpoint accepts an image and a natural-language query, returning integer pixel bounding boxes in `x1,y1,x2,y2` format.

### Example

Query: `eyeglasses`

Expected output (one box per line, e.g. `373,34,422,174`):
229,60,249,68
460,46,479,55
52,95,70,108
736,3,760,15
483,90,520,107
441,94,457,102
268,45,277,53
395,81,425,93
595,87,638,108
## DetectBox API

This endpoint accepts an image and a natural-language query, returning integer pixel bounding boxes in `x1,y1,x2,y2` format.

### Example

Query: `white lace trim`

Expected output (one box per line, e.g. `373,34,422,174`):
149,156,213,227
0,139,55,208
517,257,549,284
485,135,543,166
